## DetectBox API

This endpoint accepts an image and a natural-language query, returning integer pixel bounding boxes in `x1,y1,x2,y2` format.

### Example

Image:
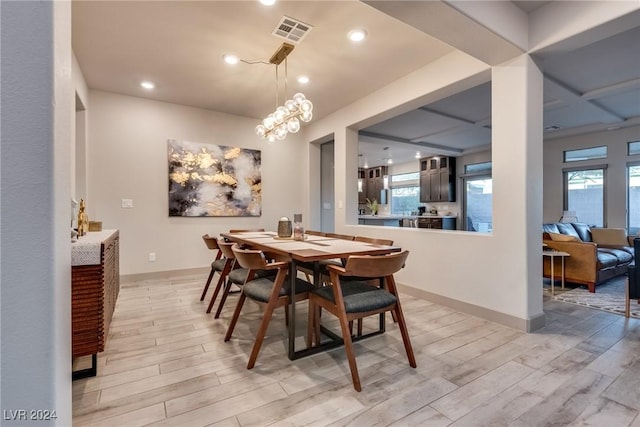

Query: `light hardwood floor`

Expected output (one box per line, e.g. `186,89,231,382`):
72,273,640,426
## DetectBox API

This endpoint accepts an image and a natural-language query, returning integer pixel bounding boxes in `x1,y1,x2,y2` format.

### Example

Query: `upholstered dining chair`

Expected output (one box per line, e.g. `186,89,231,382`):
200,234,226,302
298,232,356,284
224,244,314,369
209,240,276,318
307,250,415,391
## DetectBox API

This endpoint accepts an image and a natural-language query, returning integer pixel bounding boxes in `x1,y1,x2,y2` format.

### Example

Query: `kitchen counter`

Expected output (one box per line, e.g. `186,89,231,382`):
358,214,457,229
358,214,457,219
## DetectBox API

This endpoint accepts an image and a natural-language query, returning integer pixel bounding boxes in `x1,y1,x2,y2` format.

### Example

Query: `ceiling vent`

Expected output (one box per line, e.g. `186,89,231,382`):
272,15,313,44
544,125,562,132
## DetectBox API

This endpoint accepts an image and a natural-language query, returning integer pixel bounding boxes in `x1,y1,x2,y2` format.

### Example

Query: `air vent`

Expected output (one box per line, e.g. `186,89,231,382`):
544,125,562,131
272,15,313,44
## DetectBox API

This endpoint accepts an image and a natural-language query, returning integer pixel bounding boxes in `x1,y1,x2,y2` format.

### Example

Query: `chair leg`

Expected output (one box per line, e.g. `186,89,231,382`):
306,300,315,347
247,299,280,369
224,293,246,342
393,304,417,368
200,267,216,301
207,262,231,314
214,280,234,319
337,313,362,392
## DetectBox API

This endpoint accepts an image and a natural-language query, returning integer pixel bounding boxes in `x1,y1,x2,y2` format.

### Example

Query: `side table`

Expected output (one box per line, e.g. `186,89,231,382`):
543,250,570,295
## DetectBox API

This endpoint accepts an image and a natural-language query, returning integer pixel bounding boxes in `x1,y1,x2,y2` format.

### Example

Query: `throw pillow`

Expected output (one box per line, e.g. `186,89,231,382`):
548,232,579,242
591,228,628,246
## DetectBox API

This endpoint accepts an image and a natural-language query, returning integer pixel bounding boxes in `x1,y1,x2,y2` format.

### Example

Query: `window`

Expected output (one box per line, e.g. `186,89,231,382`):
628,163,640,234
462,162,492,232
629,141,640,156
389,172,419,215
464,162,492,174
563,146,607,162
564,167,605,227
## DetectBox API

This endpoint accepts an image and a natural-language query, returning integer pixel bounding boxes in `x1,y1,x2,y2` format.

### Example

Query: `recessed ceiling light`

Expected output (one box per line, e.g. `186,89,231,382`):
415,152,421,159
297,75,309,84
140,81,155,90
259,0,276,5
387,158,393,165
223,54,239,65
348,29,367,42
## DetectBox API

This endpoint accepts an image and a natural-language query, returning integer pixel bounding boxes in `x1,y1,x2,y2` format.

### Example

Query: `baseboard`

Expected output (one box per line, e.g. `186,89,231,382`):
120,267,209,284
397,283,545,332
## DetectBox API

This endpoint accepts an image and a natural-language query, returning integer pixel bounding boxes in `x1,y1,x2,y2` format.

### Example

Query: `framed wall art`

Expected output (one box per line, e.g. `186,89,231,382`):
168,139,261,217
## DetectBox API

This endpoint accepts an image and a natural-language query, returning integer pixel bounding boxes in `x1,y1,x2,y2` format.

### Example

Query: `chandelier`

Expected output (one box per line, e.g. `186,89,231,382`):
255,43,313,143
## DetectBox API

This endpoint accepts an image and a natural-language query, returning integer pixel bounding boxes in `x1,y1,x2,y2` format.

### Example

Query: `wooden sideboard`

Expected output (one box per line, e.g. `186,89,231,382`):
71,229,120,379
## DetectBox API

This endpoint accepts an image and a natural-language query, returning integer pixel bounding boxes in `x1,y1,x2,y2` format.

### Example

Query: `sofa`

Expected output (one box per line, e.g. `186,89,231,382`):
542,222,634,293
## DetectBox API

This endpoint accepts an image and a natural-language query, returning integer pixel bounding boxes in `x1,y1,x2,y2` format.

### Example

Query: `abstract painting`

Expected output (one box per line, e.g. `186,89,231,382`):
168,139,261,217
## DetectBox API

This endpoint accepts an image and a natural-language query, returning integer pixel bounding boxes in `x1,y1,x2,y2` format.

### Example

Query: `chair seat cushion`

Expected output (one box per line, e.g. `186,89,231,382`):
244,277,314,303
227,268,276,285
211,258,227,271
312,281,397,313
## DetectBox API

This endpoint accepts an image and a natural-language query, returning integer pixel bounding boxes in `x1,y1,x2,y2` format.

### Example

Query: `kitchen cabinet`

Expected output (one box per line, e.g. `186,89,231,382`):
417,217,456,230
365,166,387,203
358,168,367,204
420,156,455,202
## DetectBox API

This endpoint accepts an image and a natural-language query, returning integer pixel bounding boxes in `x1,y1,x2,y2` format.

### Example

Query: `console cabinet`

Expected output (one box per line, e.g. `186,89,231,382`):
71,229,120,379
420,156,456,203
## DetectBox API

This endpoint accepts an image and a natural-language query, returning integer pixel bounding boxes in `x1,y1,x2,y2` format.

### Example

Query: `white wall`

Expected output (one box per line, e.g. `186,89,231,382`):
543,125,640,226
0,1,73,424
87,91,306,276
304,50,546,330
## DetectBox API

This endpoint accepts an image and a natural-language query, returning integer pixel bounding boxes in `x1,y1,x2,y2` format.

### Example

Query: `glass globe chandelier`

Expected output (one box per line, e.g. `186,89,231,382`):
254,43,313,143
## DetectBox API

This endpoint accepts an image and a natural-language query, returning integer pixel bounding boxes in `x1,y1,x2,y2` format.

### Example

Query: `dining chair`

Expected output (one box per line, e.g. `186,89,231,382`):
228,228,265,233
307,250,415,391
224,244,314,369
325,232,355,241
200,234,226,301
205,241,236,314
209,240,277,318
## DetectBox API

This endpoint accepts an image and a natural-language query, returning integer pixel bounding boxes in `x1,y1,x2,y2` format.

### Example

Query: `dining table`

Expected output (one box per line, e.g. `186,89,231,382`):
219,230,401,360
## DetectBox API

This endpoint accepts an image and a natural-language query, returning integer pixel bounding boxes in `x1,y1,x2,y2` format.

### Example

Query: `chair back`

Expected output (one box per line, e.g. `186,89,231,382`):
218,241,236,259
341,251,409,278
355,236,393,246
229,228,265,233
202,234,220,250
231,244,268,270
305,230,326,236
326,233,355,240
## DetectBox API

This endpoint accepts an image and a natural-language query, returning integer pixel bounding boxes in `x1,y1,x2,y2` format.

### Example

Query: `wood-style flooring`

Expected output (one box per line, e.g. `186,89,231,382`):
72,273,640,426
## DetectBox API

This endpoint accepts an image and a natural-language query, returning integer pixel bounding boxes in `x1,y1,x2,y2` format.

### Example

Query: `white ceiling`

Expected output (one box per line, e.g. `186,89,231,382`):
72,1,640,168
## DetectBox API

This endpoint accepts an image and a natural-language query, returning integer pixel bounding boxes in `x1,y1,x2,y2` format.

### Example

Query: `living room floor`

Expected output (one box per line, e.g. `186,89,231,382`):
72,273,640,426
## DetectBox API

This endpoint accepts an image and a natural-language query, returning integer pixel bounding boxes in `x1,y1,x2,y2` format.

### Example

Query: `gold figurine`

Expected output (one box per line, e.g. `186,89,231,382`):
77,198,89,236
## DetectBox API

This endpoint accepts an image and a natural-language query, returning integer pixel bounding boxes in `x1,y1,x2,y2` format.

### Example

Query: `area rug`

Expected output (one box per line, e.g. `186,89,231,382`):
549,276,640,319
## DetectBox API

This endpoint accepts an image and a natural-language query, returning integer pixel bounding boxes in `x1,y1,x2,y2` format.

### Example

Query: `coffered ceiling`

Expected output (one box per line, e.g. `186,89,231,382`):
71,1,640,168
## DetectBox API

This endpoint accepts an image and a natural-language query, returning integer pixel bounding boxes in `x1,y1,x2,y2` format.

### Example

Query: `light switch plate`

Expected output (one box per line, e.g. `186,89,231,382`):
121,199,133,208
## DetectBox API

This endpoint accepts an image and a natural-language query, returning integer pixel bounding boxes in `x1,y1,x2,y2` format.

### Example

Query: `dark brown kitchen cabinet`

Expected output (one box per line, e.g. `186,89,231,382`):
419,156,455,203
358,168,367,204
365,166,387,203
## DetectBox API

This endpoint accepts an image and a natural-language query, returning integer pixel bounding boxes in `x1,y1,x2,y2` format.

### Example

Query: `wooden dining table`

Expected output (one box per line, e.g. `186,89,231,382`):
220,230,401,360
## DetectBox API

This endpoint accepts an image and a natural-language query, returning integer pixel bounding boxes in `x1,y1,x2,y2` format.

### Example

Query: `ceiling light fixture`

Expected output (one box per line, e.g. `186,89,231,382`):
223,54,239,65
259,0,276,5
255,42,313,143
140,81,155,90
297,75,309,84
348,29,367,42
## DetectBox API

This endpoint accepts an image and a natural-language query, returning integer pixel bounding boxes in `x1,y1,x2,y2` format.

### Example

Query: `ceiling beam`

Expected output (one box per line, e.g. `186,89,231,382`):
544,75,625,123
360,130,464,155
